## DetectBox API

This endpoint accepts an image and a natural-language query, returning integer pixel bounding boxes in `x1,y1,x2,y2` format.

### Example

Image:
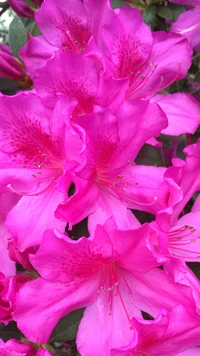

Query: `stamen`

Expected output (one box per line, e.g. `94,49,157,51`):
7,180,56,197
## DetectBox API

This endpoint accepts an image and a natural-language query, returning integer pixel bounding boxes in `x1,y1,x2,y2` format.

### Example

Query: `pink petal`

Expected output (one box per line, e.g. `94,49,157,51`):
56,177,99,226
102,7,152,78
35,0,90,52
152,93,200,136
14,277,98,343
30,226,114,283
34,50,98,113
6,188,65,251
171,9,200,50
19,35,57,79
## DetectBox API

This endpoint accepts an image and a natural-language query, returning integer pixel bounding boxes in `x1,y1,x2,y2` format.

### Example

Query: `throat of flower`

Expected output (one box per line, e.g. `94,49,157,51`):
65,30,86,54
98,263,134,329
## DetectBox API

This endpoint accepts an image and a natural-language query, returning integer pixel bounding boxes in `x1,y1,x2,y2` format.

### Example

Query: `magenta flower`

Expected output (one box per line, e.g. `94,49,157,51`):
35,0,112,53
0,92,81,251
13,223,195,355
111,305,200,355
56,102,169,228
19,0,112,78
97,7,192,99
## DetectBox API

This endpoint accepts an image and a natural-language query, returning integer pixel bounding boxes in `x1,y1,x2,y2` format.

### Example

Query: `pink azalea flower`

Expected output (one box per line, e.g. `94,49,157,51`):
0,338,54,356
35,0,112,52
13,223,196,355
0,92,81,251
55,102,170,229
97,7,192,99
20,0,112,77
171,8,200,51
111,304,200,355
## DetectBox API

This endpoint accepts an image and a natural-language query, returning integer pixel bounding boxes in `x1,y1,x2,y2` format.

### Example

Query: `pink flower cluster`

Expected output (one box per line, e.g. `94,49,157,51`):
1,0,200,355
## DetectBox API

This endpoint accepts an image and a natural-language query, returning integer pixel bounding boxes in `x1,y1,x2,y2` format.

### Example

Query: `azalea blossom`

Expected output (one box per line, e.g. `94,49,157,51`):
55,102,169,229
20,0,113,78
13,222,196,355
0,92,82,251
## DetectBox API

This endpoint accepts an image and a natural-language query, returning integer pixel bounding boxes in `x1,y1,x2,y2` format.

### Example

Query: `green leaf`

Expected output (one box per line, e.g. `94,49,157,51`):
50,309,85,342
143,5,157,29
112,0,129,8
9,16,26,58
135,144,163,167
30,22,41,36
157,5,173,19
0,321,23,342
22,0,37,8
168,3,185,21
195,69,200,83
